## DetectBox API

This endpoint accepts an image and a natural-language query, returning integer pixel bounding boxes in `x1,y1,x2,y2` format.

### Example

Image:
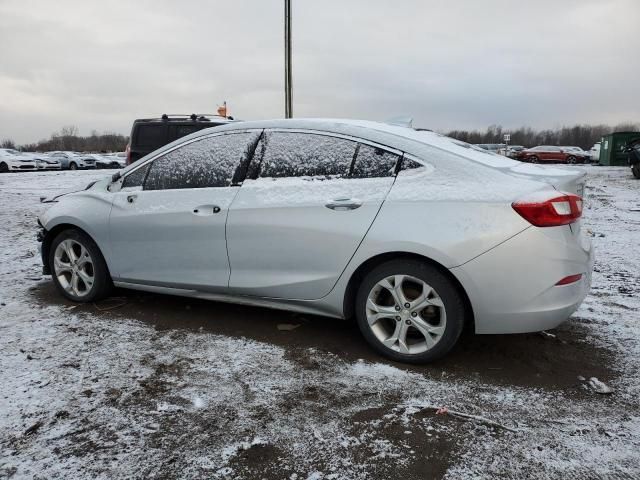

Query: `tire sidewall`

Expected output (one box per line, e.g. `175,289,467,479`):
49,229,111,303
355,259,465,364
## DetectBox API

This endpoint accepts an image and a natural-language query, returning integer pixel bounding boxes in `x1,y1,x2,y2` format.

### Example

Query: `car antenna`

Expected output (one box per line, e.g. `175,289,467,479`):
385,116,414,128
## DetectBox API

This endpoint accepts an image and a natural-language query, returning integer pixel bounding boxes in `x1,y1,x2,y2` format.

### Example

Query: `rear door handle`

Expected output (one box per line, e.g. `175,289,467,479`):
127,194,137,204
325,198,362,211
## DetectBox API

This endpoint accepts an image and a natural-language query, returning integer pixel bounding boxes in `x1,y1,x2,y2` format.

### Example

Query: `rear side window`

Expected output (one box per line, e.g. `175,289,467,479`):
135,125,165,149
400,157,423,171
122,163,150,189
351,144,399,178
258,132,356,178
144,132,257,191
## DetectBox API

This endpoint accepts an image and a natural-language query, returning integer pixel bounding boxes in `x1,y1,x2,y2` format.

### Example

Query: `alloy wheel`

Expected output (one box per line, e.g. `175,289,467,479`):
365,274,447,354
53,239,95,298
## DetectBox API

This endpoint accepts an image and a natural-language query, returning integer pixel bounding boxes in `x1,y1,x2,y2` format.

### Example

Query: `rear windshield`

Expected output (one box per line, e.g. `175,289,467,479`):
134,125,165,149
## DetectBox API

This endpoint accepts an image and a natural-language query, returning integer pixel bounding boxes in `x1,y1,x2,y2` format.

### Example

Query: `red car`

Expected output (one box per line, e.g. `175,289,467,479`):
516,146,588,164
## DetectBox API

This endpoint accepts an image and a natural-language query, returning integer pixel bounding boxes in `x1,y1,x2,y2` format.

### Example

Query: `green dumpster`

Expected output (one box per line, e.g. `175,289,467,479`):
599,131,640,166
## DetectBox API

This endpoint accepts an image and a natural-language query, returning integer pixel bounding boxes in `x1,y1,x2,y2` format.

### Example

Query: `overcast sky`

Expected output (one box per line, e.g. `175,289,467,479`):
1,0,638,144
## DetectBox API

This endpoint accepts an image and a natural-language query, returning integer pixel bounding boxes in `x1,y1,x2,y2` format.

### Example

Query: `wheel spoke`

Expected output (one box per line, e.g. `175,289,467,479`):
411,317,439,348
366,298,398,325
427,325,446,336
69,272,81,295
62,240,77,263
76,246,91,267
77,269,94,290
383,322,410,353
54,256,72,274
410,282,444,311
378,275,408,306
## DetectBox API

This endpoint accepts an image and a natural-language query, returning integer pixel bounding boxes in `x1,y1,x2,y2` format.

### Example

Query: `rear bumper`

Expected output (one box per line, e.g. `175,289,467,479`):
451,225,594,334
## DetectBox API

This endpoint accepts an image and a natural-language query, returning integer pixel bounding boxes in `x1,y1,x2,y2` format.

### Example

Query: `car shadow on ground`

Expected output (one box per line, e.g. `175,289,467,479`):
32,281,617,394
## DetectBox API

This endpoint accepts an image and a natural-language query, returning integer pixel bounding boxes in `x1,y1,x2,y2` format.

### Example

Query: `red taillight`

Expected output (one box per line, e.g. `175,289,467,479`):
556,274,583,286
512,192,583,227
125,144,131,165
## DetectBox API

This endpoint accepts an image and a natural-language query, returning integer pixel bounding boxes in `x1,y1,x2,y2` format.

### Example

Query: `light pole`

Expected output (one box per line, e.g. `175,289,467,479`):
284,0,293,118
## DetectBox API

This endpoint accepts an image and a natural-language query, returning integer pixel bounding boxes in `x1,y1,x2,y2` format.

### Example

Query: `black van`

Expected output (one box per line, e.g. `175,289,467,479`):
126,114,236,165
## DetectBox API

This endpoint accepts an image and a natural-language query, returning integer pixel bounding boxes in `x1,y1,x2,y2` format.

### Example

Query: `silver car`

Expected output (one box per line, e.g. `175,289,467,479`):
37,119,594,363
47,151,97,170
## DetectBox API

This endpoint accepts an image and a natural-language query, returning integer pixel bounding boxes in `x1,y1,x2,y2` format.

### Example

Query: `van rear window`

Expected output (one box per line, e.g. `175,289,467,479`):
135,125,165,149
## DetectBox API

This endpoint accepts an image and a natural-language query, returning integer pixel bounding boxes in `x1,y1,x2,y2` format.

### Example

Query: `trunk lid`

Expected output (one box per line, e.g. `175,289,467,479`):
502,163,587,197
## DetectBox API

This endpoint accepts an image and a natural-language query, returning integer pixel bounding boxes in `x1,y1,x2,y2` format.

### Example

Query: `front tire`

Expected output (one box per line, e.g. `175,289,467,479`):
633,165,640,179
567,155,577,164
49,229,112,302
355,259,466,364
69,162,78,170
529,156,539,163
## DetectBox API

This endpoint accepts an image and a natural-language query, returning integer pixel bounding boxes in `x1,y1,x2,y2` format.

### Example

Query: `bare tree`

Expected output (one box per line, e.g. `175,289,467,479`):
444,123,639,149
1,139,16,149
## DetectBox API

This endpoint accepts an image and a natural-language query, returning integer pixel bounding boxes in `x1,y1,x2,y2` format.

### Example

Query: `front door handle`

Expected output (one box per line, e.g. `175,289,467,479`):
193,205,222,216
325,198,362,211
127,194,137,204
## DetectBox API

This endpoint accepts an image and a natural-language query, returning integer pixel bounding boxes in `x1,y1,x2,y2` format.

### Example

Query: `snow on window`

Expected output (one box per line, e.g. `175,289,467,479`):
144,132,259,191
259,132,356,179
122,163,150,189
351,144,399,178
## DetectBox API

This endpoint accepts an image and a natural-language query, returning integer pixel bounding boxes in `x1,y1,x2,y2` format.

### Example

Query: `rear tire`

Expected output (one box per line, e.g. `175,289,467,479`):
355,259,466,364
0,162,8,173
633,165,640,179
49,229,112,303
69,162,78,170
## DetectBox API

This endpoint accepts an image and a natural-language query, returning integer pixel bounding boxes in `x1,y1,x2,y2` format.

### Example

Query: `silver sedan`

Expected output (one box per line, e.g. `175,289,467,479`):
37,119,594,363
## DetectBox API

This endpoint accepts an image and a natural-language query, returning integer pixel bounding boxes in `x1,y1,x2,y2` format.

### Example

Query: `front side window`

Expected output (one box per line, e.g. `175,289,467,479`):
257,132,356,179
351,144,399,178
121,163,151,190
144,132,257,191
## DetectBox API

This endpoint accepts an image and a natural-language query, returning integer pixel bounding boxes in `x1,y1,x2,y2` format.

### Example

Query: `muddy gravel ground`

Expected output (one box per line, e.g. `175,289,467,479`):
1,167,639,479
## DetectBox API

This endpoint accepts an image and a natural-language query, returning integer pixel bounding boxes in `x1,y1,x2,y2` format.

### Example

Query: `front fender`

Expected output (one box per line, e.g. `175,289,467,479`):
39,191,115,274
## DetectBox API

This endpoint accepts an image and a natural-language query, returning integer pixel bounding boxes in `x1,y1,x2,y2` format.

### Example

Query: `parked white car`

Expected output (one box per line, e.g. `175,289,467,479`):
34,154,62,170
47,151,97,170
37,118,594,363
589,142,601,163
0,148,38,172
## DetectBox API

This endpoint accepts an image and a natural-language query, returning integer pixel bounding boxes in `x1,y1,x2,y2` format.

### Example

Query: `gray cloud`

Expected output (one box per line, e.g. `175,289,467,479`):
0,0,638,144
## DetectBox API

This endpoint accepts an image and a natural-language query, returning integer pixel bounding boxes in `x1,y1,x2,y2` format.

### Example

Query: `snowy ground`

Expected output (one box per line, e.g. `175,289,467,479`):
0,167,639,479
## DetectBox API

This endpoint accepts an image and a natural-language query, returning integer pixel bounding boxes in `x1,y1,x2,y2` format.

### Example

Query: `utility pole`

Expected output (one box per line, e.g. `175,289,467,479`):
284,0,293,118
